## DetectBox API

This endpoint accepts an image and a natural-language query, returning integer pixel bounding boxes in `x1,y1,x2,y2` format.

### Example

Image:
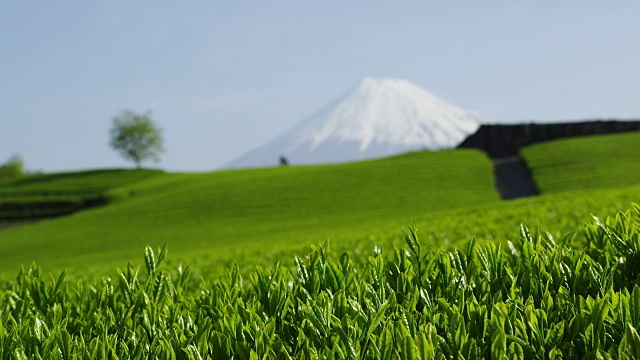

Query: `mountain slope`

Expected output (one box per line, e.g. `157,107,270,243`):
228,77,484,168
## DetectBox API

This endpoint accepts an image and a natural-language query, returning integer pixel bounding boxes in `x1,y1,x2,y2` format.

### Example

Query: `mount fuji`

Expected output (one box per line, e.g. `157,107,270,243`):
226,77,486,168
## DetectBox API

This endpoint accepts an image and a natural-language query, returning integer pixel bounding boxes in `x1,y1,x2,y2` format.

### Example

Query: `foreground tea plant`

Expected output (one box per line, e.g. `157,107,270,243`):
2,206,640,359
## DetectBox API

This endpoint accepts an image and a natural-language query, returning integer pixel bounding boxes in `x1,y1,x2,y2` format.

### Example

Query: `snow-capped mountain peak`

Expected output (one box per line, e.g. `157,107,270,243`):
227,77,484,168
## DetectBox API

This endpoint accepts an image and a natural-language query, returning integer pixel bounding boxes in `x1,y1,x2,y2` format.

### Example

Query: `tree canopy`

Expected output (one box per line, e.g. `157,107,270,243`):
109,110,164,169
0,154,25,180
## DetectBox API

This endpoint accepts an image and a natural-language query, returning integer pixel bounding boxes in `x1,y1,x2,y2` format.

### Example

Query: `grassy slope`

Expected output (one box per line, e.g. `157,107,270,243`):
521,131,640,193
0,149,499,274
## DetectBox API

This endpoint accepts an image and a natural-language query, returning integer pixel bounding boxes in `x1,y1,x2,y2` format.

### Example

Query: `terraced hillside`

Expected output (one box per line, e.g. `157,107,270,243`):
521,131,640,193
0,169,163,220
0,149,499,273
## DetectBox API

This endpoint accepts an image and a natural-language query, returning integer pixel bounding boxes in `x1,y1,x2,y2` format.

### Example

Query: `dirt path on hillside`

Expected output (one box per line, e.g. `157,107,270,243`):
492,156,539,200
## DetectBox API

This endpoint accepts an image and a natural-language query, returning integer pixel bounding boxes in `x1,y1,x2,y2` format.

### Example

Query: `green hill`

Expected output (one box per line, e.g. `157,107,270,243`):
0,149,499,273
3,131,640,277
521,131,640,193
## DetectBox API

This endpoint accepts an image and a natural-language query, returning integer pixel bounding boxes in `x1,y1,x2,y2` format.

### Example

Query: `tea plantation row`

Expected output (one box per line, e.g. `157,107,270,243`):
0,169,163,219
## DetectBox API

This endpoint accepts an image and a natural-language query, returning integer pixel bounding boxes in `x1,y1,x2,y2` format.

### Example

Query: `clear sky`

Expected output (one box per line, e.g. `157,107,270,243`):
1,1,639,172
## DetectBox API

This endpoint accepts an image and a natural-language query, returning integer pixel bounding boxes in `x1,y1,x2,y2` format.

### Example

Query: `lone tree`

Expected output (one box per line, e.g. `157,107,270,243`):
109,110,164,169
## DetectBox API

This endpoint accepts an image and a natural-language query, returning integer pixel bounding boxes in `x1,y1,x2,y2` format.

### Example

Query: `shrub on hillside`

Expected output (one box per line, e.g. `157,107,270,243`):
0,154,25,180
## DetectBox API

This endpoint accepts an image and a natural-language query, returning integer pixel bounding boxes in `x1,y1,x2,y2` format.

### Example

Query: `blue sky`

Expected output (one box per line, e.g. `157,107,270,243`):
1,1,639,172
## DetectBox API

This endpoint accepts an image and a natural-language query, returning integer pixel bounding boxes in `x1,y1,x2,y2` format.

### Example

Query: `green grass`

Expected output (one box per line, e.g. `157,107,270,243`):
0,149,499,274
521,131,640,194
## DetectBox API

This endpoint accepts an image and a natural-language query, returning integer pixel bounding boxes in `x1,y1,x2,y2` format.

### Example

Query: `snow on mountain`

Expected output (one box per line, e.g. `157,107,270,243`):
226,77,485,168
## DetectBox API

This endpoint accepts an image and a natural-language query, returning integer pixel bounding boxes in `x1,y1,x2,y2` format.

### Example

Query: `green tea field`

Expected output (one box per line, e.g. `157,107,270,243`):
1,133,640,358
1,200,640,358
0,149,498,274
522,131,640,193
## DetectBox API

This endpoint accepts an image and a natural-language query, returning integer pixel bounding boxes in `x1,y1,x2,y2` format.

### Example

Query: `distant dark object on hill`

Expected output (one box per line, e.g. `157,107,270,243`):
459,120,640,158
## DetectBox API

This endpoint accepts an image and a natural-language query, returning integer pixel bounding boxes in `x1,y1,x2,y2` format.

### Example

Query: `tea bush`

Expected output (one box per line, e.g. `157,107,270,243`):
1,205,640,358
